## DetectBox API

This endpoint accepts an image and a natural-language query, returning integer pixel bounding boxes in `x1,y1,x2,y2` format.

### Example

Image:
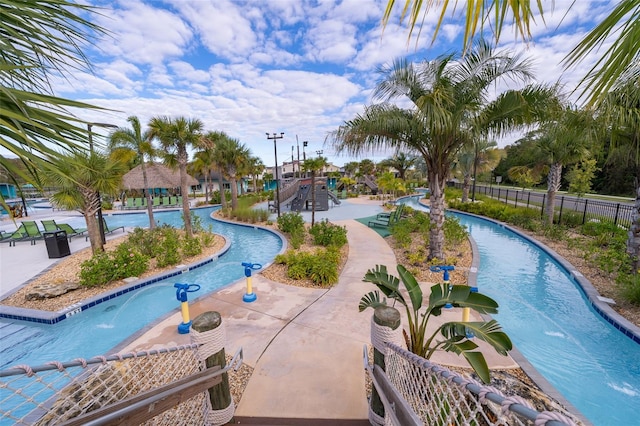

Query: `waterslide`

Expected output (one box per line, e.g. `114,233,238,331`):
328,191,341,205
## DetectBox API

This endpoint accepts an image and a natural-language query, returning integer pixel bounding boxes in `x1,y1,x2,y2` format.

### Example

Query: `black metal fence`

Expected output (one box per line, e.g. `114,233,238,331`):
453,183,635,229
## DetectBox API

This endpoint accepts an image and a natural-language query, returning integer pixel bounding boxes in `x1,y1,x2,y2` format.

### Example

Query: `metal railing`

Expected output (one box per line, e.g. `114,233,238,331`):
453,183,634,229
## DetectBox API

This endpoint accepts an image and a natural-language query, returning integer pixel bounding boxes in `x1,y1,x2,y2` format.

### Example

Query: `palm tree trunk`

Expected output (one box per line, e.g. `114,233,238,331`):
230,174,239,209
218,171,227,209
178,151,193,238
462,174,470,203
428,171,446,261
545,163,562,225
142,162,155,229
83,190,104,254
627,182,640,273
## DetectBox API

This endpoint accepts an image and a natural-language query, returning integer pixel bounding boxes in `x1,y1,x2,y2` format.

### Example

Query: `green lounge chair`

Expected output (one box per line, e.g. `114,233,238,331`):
124,198,136,209
368,208,402,228
4,221,43,246
376,203,404,220
41,219,88,240
87,218,125,241
2,225,31,246
153,197,161,208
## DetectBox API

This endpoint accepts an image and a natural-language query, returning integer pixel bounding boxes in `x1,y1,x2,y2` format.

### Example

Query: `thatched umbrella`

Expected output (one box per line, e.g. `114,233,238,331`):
122,163,198,191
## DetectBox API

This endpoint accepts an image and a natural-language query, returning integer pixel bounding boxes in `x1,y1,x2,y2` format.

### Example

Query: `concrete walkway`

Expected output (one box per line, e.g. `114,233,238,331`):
121,215,518,423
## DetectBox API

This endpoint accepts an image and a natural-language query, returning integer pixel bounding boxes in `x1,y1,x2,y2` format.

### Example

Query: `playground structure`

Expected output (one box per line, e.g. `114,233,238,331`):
289,178,340,212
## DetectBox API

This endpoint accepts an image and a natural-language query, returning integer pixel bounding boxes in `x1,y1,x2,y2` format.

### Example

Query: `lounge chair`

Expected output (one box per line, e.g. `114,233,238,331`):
376,204,404,220
43,220,88,240
3,221,43,246
123,198,136,210
153,197,161,208
368,208,402,229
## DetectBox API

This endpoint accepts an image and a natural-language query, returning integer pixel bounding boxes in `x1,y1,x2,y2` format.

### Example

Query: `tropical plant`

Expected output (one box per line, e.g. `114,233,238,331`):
567,158,599,197
535,106,598,225
109,116,157,228
359,264,512,383
330,41,555,261
1,0,104,191
303,156,328,226
247,156,265,193
507,165,544,190
378,152,417,181
383,0,640,104
214,135,251,209
597,72,640,272
46,151,127,254
148,116,203,237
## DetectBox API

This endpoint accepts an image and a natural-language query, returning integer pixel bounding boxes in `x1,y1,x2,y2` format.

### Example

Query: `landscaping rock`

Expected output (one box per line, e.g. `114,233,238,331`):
25,282,81,300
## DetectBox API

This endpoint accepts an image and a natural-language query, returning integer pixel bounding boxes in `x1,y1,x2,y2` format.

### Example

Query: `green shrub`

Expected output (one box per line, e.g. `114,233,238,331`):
309,219,347,247
443,216,468,247
182,236,202,257
308,248,339,286
80,244,149,287
156,228,181,267
619,273,640,304
290,228,305,249
277,212,305,234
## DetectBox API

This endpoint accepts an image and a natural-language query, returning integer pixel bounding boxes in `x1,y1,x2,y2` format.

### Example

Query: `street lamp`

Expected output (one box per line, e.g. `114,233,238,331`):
316,150,323,157
266,132,284,217
88,122,118,244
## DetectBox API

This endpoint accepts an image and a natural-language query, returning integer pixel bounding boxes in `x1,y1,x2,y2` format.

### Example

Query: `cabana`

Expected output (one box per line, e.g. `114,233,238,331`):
121,163,198,209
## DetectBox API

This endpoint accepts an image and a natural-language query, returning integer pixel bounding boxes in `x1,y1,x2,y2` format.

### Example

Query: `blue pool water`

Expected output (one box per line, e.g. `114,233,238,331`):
1,207,283,368
401,196,640,426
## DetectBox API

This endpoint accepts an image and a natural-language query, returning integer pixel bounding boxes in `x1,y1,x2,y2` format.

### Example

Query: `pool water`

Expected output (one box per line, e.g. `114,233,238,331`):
1,207,282,368
401,196,640,426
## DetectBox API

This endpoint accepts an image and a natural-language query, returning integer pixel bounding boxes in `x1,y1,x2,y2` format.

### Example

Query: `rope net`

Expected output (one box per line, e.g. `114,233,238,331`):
380,343,580,426
1,345,207,425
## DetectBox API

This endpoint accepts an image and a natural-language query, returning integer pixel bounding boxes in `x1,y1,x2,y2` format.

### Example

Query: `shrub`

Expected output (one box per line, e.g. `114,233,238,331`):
80,244,149,287
619,273,640,304
443,216,468,248
308,248,339,286
79,252,114,287
182,236,202,257
277,212,305,234
309,219,347,247
156,228,181,267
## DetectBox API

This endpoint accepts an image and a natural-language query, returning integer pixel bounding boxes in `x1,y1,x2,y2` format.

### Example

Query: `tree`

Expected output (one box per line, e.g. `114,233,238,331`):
203,131,232,209
47,151,126,254
597,73,640,271
535,106,597,225
191,140,217,203
383,0,640,104
214,136,251,210
358,159,376,176
247,156,265,193
360,264,512,384
148,116,203,238
378,152,417,181
109,116,157,228
507,165,544,190
302,156,328,226
567,158,599,197
1,1,105,203
330,41,553,260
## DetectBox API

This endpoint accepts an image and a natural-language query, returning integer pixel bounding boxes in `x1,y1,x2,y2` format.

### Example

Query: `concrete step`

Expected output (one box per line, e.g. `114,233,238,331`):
233,416,370,425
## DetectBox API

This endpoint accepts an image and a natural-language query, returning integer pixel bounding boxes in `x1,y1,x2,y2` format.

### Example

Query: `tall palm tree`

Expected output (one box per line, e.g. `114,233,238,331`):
535,106,597,225
204,131,232,209
335,45,556,259
598,73,640,271
330,41,552,260
247,156,265,193
1,1,105,197
214,136,251,210
383,0,640,105
109,116,157,228
191,141,217,204
47,151,126,254
148,116,203,238
303,156,328,226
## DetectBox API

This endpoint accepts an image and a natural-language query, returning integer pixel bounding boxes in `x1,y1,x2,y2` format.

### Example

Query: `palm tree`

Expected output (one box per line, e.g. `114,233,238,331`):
47,151,126,254
148,116,203,238
214,136,251,210
383,1,640,103
598,74,640,271
1,1,105,198
378,152,417,181
109,116,157,228
247,156,265,193
330,41,553,260
191,141,217,204
534,106,597,225
204,131,232,209
302,156,328,226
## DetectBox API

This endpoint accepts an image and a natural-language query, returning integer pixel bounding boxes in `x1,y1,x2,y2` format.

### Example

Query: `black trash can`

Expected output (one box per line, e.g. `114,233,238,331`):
44,230,70,258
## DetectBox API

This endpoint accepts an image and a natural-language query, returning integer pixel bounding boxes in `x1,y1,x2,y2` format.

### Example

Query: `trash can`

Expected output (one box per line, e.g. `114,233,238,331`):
44,230,70,258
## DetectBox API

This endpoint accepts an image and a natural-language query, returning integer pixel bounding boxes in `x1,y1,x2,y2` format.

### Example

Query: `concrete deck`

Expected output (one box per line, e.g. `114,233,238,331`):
1,197,518,423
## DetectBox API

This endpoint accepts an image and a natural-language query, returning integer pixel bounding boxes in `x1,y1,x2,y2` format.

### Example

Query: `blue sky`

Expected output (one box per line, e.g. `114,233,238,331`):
55,0,617,167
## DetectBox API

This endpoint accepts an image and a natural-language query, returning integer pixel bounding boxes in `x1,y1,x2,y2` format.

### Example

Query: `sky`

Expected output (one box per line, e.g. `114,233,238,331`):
53,0,618,168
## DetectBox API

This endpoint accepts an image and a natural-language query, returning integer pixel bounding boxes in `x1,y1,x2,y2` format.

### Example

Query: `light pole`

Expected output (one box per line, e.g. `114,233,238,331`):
88,122,118,244
316,150,323,157
266,132,284,217
296,137,301,178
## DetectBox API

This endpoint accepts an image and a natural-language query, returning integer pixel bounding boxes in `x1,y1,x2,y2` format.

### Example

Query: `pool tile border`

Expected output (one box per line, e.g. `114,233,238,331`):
0,238,232,324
